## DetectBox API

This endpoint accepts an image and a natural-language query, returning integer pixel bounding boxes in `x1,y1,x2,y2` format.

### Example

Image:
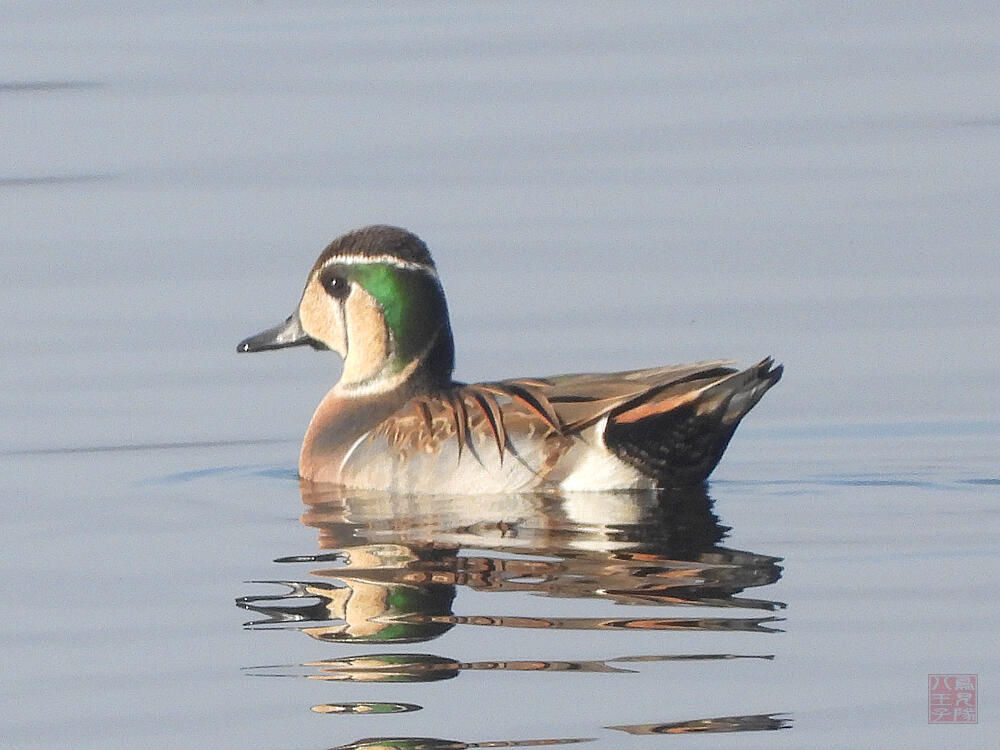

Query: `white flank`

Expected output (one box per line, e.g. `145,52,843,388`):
557,418,653,491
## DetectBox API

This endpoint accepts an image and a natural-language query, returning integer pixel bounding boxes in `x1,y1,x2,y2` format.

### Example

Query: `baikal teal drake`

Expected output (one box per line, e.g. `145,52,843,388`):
239,225,781,493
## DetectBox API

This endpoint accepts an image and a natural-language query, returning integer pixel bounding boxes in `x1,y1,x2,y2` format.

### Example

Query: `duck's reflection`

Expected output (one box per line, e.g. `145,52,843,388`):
608,712,792,735
238,484,783,641
323,738,593,749
320,714,793,749
247,651,773,683
237,484,789,742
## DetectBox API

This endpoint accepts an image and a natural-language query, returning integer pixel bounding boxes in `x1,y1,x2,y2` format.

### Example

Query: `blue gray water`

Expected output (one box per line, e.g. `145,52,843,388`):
2,3,998,748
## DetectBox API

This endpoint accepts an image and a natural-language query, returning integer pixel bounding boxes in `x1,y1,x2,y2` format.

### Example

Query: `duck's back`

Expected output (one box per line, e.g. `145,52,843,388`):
335,359,781,493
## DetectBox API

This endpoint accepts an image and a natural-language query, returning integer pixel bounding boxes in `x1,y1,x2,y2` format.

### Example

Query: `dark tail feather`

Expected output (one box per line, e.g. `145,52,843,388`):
715,357,783,425
604,358,782,486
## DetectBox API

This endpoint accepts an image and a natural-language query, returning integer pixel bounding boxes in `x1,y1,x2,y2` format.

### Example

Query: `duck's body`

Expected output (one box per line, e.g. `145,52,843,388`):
239,226,781,492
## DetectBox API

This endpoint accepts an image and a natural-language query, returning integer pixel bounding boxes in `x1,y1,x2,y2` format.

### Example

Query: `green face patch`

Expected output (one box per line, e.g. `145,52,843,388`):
347,263,448,368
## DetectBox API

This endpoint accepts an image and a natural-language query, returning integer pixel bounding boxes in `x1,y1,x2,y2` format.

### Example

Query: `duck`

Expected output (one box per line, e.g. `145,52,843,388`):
238,225,781,493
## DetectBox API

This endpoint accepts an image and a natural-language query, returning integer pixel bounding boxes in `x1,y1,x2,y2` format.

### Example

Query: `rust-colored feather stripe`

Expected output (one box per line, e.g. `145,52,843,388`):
468,388,507,464
612,389,704,424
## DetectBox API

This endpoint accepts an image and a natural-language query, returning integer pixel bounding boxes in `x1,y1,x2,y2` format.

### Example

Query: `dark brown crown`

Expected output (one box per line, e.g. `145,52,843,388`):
311,225,435,272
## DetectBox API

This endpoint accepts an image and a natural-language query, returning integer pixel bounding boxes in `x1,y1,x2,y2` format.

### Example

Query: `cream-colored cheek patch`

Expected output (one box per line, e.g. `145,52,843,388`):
299,280,347,355
341,288,390,383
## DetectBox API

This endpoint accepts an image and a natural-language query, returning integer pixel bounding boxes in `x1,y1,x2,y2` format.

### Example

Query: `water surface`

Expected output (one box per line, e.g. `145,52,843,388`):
2,3,998,748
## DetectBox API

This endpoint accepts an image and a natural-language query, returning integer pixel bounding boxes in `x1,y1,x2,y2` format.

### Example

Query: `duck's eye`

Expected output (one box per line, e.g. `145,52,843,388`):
322,274,350,299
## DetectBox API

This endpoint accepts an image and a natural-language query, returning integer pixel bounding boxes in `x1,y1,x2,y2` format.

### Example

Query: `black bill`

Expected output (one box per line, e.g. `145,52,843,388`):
237,313,326,352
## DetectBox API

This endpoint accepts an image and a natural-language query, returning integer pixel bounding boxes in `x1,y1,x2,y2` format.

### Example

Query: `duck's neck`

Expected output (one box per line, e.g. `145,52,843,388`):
379,273,455,389
408,319,455,389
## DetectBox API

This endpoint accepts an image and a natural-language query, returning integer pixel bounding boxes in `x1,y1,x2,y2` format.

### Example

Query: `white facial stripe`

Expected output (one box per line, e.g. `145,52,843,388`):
334,352,425,397
321,255,438,276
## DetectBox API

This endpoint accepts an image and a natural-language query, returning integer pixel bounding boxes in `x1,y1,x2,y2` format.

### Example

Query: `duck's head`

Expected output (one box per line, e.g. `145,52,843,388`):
238,225,455,394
